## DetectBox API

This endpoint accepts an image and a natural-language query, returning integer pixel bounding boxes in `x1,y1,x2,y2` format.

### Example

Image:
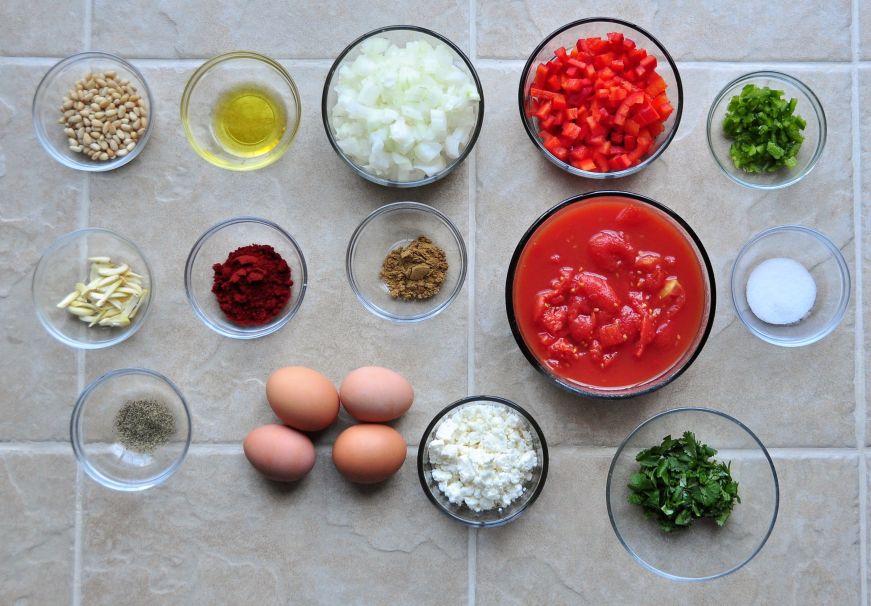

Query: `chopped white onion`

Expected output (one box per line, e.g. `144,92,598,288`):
330,36,481,182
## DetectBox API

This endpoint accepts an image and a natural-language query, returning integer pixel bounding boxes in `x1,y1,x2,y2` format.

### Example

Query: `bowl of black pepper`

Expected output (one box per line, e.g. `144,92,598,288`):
346,201,467,323
71,367,191,491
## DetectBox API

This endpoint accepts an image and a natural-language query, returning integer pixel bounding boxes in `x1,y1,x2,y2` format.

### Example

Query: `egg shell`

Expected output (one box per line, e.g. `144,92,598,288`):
339,366,414,422
266,366,339,432
243,424,316,482
332,424,406,484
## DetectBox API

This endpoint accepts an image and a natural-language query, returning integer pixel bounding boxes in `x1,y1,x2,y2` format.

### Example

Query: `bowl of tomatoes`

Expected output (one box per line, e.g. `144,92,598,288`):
506,191,715,399
518,18,683,178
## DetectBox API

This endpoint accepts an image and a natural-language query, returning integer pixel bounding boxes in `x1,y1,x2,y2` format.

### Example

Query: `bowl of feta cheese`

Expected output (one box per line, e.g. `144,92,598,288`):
417,395,549,527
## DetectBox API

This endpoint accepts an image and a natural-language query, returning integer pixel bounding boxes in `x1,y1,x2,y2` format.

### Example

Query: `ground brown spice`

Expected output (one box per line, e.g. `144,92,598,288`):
379,236,448,300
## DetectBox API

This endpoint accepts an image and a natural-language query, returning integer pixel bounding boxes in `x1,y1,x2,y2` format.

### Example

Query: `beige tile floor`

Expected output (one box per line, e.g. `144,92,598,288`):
0,2,867,604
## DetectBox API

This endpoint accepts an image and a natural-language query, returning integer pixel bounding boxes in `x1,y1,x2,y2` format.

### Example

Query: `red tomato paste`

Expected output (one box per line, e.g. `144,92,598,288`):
512,196,706,389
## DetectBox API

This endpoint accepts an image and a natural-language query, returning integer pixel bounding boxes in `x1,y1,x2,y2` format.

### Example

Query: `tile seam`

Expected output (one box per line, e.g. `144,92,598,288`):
72,467,82,606
468,3,478,606
851,1,868,603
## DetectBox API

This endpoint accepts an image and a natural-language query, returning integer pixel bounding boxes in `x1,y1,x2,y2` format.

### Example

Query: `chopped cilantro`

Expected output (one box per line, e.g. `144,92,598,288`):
627,431,740,532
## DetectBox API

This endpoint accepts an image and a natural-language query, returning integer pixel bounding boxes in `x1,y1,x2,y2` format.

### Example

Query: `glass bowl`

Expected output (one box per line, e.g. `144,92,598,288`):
71,368,192,491
346,201,466,322
180,51,301,171
184,217,307,339
731,225,849,347
32,228,153,349
417,395,549,527
506,191,715,399
518,17,682,179
32,51,154,171
322,25,484,187
607,407,779,581
707,71,826,190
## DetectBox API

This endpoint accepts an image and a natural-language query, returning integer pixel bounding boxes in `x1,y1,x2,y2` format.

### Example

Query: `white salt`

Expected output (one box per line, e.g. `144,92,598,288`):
746,257,816,325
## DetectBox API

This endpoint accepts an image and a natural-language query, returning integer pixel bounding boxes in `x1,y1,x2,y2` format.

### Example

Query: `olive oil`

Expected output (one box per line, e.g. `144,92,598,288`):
211,84,286,158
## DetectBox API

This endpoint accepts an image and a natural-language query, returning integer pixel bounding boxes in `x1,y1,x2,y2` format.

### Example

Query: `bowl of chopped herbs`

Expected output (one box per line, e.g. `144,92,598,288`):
707,71,825,190
607,407,778,581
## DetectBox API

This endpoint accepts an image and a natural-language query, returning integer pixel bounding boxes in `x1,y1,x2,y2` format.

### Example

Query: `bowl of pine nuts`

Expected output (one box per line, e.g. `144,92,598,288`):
32,51,153,171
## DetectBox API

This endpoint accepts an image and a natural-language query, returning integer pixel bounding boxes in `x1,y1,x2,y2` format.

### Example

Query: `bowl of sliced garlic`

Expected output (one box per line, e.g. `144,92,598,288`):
32,227,153,349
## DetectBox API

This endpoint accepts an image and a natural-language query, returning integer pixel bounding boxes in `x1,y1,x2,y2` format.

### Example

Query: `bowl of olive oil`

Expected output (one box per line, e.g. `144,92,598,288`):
181,51,301,171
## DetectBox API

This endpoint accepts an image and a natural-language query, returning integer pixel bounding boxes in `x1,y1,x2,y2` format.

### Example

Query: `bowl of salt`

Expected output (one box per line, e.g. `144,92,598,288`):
730,225,849,347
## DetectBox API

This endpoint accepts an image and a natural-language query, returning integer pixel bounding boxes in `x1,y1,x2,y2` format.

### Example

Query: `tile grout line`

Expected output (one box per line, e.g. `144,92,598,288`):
851,2,868,604
74,0,90,597
467,4,478,606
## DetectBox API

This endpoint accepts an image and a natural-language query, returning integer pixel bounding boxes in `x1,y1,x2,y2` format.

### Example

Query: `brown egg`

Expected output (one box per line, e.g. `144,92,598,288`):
339,366,414,422
332,424,406,484
243,424,316,482
266,366,339,432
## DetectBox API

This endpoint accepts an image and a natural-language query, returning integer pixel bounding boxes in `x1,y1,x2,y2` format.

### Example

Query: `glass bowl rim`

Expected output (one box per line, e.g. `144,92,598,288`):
70,367,192,492
705,70,827,191
416,394,550,528
320,24,485,188
505,190,716,399
32,50,155,172
729,224,850,347
345,200,467,323
517,16,684,179
605,405,780,582
31,226,155,350
179,50,303,171
183,215,308,339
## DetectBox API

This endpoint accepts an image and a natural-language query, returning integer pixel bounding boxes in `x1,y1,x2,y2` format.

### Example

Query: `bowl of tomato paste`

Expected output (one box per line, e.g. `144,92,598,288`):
506,191,715,398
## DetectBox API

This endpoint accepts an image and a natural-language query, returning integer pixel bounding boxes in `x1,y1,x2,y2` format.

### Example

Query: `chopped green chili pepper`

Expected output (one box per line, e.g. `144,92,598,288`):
722,83,806,173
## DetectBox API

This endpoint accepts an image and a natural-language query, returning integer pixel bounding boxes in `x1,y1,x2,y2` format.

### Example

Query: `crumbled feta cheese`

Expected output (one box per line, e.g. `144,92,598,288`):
427,403,539,512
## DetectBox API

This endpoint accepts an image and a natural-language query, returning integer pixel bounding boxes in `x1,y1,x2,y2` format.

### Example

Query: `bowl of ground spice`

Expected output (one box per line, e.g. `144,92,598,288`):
184,216,308,339
346,201,466,322
71,368,191,491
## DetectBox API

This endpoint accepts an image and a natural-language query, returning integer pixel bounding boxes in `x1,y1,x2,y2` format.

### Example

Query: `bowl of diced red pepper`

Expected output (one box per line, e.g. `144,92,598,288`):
519,18,682,178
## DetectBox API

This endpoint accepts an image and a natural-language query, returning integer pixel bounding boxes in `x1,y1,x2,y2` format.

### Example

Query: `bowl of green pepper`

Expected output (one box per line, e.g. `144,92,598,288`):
606,407,779,581
706,71,826,190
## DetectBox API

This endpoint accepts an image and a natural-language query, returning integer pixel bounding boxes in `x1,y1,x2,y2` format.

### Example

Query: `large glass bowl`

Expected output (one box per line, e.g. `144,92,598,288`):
32,227,153,349
322,25,484,187
731,225,849,346
417,395,549,528
32,51,154,171
346,201,466,322
506,191,715,399
71,368,192,491
181,51,301,171
607,407,779,581
518,18,683,179
707,71,826,190
184,217,307,339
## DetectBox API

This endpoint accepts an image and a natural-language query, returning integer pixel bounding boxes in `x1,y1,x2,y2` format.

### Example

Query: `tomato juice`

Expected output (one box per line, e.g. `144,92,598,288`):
511,195,708,391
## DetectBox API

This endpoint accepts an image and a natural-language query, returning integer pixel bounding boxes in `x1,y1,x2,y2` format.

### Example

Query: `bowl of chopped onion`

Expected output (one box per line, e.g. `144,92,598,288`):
322,25,484,187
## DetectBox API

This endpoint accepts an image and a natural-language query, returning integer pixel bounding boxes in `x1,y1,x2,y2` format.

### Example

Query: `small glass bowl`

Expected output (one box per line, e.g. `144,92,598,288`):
346,201,466,322
184,217,307,339
417,395,549,528
607,407,779,581
180,51,301,171
32,228,153,349
731,225,849,347
71,368,192,491
32,51,154,171
506,191,715,399
707,71,826,190
518,18,683,179
322,25,484,187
